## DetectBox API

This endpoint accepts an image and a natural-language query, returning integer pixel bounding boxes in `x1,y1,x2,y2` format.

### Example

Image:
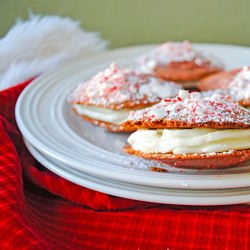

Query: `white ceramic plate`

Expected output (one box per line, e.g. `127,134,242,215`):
25,140,250,205
16,44,250,190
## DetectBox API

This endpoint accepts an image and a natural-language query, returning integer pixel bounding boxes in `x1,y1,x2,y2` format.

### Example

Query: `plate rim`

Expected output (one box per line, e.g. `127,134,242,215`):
25,140,250,206
16,43,250,190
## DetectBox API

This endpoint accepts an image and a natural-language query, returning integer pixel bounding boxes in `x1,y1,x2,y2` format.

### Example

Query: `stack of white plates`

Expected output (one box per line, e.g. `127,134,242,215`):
16,44,250,206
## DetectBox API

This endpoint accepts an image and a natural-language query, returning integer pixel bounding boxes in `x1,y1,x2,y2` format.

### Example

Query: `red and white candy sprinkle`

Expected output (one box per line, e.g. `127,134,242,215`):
137,41,223,73
203,67,250,102
127,90,250,125
71,63,182,109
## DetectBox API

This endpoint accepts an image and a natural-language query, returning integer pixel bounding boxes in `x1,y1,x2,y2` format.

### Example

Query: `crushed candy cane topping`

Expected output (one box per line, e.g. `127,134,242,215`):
137,41,223,73
127,90,250,125
71,63,182,109
203,67,250,102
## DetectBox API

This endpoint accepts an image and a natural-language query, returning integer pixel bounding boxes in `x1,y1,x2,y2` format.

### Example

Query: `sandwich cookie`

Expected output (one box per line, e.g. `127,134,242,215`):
199,67,250,107
70,63,182,132
122,90,250,169
137,41,223,89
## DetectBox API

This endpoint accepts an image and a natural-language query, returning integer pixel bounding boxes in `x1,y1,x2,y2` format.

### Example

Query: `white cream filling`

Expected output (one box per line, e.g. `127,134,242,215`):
128,128,250,154
73,104,131,125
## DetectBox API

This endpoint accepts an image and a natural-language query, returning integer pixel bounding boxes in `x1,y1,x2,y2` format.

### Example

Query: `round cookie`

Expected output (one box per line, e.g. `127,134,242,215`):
122,90,250,169
70,63,182,132
198,68,242,91
199,67,250,107
137,41,223,89
124,145,250,169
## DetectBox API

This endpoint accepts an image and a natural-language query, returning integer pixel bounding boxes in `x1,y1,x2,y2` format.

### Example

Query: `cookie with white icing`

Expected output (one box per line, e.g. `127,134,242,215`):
199,67,250,107
70,63,182,132
137,41,223,89
122,90,250,169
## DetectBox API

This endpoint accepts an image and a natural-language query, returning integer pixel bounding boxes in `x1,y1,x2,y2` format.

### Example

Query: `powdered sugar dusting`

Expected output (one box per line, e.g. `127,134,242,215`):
137,41,223,73
127,90,250,125
71,63,182,109
203,67,250,103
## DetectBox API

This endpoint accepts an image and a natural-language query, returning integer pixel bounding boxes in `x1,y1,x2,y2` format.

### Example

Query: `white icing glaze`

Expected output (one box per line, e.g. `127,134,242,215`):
128,128,250,154
73,104,130,125
137,41,223,73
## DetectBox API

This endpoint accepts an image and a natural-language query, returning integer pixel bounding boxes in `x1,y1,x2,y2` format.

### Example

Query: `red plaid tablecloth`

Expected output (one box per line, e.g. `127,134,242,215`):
0,80,249,250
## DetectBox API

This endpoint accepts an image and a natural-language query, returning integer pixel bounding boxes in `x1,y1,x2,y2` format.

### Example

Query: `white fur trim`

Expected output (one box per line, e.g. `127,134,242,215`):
0,14,108,90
